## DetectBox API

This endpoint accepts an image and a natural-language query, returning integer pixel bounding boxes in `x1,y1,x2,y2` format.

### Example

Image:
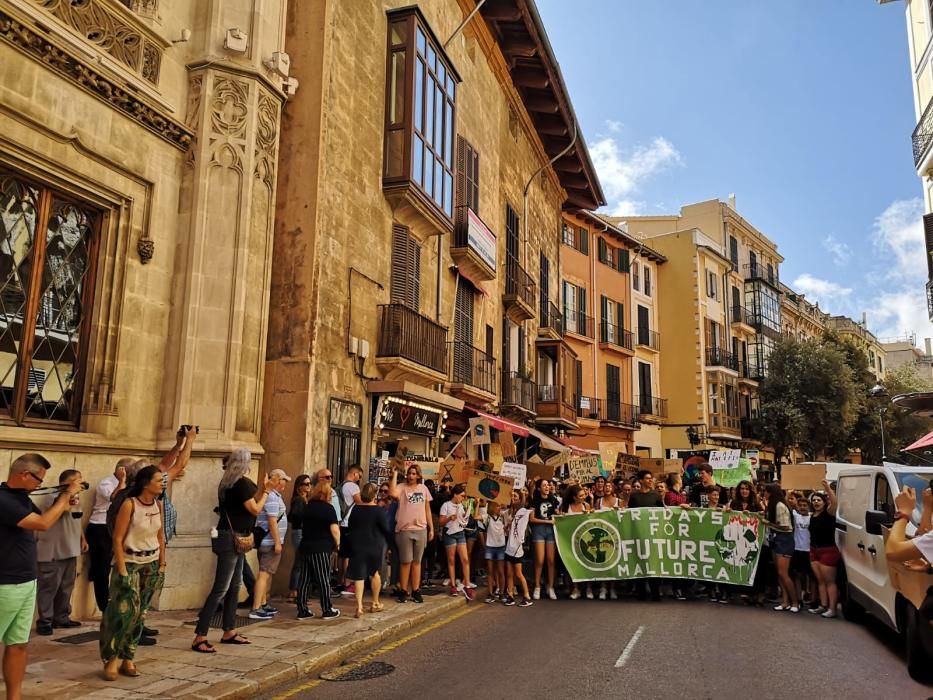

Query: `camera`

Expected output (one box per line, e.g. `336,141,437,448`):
178,424,200,436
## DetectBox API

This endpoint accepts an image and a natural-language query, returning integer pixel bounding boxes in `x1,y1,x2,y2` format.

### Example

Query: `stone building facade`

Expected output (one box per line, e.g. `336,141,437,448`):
0,0,287,610
265,0,603,486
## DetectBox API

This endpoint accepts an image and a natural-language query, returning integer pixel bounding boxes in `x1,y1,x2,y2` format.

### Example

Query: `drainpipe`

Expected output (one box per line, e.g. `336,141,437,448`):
524,119,578,265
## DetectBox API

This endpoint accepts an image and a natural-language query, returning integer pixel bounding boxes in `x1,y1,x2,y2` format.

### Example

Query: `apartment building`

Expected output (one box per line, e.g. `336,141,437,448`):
826,315,886,381
266,1,603,479
781,284,829,341
557,212,666,456
884,0,933,320
883,335,933,380
619,197,782,464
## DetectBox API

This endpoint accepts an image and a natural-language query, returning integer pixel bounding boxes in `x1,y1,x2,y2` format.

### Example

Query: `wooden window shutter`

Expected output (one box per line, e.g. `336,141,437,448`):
391,224,409,306
576,359,583,402
410,238,421,310
468,146,479,213
454,137,466,224
618,248,630,273
580,228,589,255
579,286,587,315
600,295,608,324
598,237,608,264
617,302,625,332
925,213,933,279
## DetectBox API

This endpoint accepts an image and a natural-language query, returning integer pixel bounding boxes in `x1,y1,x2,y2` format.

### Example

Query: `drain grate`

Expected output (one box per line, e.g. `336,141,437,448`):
321,661,395,681
54,630,100,645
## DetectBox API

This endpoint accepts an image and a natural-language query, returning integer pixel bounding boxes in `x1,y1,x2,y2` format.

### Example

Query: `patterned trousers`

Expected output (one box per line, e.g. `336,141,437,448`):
297,551,333,615
99,560,163,662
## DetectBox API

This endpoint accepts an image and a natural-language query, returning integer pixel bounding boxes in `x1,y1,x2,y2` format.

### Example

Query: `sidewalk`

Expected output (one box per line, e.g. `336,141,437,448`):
11,587,468,700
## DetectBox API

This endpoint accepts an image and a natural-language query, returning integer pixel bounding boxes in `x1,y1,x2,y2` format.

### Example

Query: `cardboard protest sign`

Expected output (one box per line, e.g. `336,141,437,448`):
780,464,826,491
717,458,754,488
744,449,760,471
554,509,765,585
412,460,439,480
526,461,555,483
639,457,683,475
487,442,505,472
709,449,741,470
566,456,601,483
615,452,641,478
499,462,527,489
469,417,491,445
546,449,571,468
465,469,513,506
498,431,516,458
598,442,626,473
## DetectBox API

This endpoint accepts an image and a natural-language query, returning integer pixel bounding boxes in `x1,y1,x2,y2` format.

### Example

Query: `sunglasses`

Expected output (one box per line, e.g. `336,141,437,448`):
24,471,43,484
320,475,333,480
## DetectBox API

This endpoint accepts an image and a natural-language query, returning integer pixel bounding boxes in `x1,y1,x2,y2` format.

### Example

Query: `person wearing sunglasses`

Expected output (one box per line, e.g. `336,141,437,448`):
287,475,312,604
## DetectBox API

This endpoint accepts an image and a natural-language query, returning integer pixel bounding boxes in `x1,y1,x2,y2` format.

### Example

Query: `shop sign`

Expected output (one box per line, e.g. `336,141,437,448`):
381,398,441,436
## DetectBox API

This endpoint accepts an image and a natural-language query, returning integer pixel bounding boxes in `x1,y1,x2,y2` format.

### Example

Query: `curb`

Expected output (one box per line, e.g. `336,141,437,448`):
177,595,469,700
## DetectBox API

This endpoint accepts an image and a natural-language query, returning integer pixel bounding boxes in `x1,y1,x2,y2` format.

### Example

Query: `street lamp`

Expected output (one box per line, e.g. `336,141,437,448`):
870,383,889,461
685,425,705,448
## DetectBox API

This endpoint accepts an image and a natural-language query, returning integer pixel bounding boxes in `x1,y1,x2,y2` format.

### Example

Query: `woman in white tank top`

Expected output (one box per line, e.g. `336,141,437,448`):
100,465,166,681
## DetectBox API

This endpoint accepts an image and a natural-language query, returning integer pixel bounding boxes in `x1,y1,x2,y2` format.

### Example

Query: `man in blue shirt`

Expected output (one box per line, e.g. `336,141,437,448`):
249,469,290,620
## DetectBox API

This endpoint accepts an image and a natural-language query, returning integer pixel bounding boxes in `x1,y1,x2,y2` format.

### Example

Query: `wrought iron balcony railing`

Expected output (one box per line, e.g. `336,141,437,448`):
377,303,448,375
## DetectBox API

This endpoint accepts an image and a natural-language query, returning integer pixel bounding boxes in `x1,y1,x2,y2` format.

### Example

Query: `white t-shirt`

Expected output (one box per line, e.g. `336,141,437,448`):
89,474,119,525
483,513,507,548
792,511,810,552
913,530,933,562
340,481,360,527
440,500,466,535
506,508,530,558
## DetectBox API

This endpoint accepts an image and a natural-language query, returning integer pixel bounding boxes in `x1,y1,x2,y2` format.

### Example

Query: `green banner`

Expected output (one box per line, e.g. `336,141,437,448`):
554,508,766,585
716,458,754,488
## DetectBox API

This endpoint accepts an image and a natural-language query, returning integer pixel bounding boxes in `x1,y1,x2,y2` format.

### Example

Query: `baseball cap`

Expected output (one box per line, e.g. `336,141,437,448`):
270,468,291,481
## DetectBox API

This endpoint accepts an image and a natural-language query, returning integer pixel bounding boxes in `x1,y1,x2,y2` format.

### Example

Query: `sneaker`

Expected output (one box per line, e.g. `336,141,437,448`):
585,588,594,600
789,606,800,613
547,587,557,600
465,582,477,589
442,578,451,586
532,587,541,600
321,608,341,620
341,584,356,596
463,586,474,601
396,590,408,604
262,604,279,615
569,588,581,600
450,586,459,597
773,604,789,612
609,587,618,601
141,626,158,637
808,605,827,615
248,608,274,620
821,609,837,619
333,584,345,595
598,586,607,601
36,623,53,636
503,595,517,606
484,595,497,604
518,597,533,607
53,619,82,629
297,610,314,620
718,594,731,605
674,589,687,601
411,590,424,604
709,592,719,602
138,636,156,646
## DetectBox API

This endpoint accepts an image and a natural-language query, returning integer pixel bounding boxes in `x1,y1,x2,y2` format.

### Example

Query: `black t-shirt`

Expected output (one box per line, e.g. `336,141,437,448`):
809,511,837,548
533,495,559,521
627,490,664,508
217,477,258,533
688,481,728,508
0,485,41,584
348,504,393,554
293,500,339,554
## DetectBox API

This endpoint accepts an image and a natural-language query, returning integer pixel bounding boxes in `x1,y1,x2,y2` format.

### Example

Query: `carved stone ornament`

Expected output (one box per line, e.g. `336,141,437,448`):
136,233,154,264
32,0,163,84
0,11,193,151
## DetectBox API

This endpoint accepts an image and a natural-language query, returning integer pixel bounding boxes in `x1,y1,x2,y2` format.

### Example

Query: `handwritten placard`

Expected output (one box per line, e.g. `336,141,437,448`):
465,469,513,506
709,449,741,470
566,456,601,483
499,462,527,489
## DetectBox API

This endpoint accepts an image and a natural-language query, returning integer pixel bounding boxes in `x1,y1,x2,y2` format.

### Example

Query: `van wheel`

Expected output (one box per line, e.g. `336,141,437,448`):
905,607,933,684
841,584,865,623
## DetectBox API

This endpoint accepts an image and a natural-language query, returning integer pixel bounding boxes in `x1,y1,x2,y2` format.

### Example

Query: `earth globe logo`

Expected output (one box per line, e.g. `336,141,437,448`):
715,515,761,569
571,519,621,573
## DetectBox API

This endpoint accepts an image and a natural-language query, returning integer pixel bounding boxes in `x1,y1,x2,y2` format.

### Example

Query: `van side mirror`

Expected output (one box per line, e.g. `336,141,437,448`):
865,509,893,536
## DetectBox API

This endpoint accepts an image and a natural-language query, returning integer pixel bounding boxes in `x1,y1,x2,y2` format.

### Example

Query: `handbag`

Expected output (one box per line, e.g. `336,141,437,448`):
225,511,254,555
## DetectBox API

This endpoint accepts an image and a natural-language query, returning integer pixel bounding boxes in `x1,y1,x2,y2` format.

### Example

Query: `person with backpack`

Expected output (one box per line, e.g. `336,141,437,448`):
337,465,364,596
249,469,290,620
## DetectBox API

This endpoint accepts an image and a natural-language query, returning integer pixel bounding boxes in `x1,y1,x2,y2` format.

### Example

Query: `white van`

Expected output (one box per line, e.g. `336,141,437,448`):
834,462,933,682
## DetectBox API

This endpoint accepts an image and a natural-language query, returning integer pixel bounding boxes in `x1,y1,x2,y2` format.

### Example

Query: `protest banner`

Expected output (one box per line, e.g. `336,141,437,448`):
780,464,826,491
566,455,601,483
487,442,505,472
527,461,556,482
498,431,516,458
469,417,491,445
465,469,513,506
499,462,527,489
717,458,754,487
709,449,741,470
554,508,765,585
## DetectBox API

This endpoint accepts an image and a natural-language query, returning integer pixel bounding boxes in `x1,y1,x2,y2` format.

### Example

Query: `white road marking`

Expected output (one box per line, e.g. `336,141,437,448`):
614,625,645,668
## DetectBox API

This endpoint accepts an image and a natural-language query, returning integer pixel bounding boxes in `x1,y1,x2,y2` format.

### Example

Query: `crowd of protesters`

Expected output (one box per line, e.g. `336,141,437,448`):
6,438,924,696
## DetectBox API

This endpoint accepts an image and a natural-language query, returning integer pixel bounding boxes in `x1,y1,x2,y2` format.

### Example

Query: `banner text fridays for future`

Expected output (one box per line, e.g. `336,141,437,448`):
554,508,766,585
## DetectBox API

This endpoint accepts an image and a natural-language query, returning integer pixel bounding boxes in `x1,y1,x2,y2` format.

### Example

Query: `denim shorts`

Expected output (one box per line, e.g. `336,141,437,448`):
530,523,555,544
771,531,795,557
485,545,506,561
443,530,467,547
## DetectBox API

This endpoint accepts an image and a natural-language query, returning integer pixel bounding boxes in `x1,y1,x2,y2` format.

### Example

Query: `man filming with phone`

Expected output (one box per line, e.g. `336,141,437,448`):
0,453,83,700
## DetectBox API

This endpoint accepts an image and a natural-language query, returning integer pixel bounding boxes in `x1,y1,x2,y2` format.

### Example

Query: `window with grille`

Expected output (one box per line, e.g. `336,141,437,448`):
0,170,100,426
390,224,421,310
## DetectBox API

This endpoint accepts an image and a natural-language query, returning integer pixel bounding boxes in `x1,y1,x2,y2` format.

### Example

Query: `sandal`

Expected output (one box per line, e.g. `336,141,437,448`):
220,634,251,645
119,662,140,677
369,602,385,613
191,640,216,654
355,608,363,619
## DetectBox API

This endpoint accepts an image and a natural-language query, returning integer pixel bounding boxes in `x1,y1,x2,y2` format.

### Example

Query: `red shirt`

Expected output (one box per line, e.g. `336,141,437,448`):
664,491,686,506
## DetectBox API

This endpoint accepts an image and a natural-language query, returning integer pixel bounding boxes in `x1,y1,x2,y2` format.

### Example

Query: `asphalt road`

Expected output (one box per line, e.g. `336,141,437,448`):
263,596,931,700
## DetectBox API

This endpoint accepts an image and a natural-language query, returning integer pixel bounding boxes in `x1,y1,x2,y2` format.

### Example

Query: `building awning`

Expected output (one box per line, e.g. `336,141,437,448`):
905,429,933,452
465,406,530,437
524,425,568,453
453,266,488,297
367,380,464,412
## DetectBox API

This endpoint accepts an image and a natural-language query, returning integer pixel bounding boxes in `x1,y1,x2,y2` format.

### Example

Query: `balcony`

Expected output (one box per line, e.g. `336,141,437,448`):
602,400,640,428
736,361,759,384
743,263,779,288
377,304,449,383
741,416,761,442
636,395,668,423
452,206,496,281
914,98,933,171
535,337,578,429
536,384,577,428
599,320,634,354
709,413,741,438
730,305,755,333
538,300,563,340
577,395,601,421
448,341,497,404
635,327,660,352
928,279,933,324
500,370,536,417
504,258,536,322
564,309,595,339
705,347,738,372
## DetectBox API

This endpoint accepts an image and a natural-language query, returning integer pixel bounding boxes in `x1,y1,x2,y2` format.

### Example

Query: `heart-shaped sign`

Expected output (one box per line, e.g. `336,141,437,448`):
400,406,412,427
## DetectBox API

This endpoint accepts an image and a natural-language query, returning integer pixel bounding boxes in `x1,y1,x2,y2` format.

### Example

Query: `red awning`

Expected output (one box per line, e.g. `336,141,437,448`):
904,429,933,452
453,267,488,297
467,407,530,437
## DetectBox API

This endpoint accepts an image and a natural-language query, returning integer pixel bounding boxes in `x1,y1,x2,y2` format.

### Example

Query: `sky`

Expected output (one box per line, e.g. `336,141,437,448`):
536,0,932,345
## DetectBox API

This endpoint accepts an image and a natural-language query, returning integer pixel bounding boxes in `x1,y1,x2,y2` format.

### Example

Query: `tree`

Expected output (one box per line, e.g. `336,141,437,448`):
758,337,860,465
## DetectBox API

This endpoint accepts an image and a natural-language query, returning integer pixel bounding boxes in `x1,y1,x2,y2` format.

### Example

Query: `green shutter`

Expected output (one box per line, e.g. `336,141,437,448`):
619,248,630,273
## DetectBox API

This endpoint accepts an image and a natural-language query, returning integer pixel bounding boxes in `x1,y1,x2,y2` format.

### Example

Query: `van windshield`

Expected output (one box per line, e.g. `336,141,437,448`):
893,472,933,526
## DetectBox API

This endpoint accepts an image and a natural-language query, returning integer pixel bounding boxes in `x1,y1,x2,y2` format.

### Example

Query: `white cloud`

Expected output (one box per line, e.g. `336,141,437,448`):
792,273,852,303
822,235,851,267
872,197,925,282
866,288,933,341
605,119,624,133
589,127,681,216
